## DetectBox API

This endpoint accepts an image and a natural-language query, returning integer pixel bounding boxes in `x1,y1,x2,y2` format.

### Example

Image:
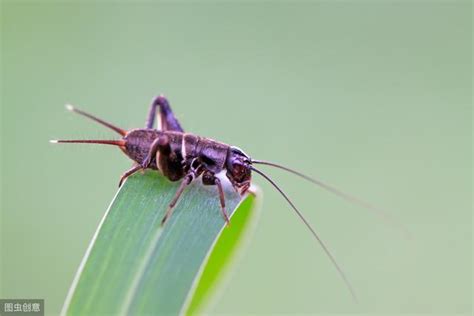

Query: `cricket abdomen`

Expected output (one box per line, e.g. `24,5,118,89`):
123,129,162,168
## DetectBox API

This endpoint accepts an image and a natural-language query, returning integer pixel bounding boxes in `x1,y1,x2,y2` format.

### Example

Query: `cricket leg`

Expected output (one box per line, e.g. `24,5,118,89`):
202,172,230,226
122,133,169,187
118,165,142,187
141,134,171,169
145,94,184,132
161,173,194,225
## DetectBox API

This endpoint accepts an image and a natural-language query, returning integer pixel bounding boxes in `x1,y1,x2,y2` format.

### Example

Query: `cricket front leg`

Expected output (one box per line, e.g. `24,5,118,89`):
202,171,230,226
145,95,184,132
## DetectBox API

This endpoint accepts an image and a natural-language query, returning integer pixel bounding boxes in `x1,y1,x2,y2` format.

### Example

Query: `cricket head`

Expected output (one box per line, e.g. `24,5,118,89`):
225,146,252,194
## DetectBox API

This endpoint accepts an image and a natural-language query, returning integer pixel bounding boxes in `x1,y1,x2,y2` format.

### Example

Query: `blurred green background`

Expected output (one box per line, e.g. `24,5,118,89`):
1,1,471,315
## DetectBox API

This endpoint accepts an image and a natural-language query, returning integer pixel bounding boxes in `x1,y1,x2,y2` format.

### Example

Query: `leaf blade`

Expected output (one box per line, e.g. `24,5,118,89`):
63,171,259,315
185,193,260,315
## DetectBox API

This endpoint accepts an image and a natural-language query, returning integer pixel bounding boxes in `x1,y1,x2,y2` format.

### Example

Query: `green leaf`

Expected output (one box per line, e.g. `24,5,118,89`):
62,170,260,316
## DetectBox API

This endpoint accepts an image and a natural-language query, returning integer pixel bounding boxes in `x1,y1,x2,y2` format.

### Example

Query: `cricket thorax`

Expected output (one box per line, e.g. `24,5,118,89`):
166,132,230,179
193,135,229,174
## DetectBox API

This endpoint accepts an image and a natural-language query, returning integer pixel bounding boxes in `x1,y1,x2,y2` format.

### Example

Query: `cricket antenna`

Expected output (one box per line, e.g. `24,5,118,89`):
250,166,357,302
65,104,127,136
252,159,410,238
50,139,125,147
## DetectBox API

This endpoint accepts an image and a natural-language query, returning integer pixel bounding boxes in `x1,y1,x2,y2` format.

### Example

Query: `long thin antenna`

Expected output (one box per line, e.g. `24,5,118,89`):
50,139,125,147
252,159,410,238
66,104,127,136
250,166,357,301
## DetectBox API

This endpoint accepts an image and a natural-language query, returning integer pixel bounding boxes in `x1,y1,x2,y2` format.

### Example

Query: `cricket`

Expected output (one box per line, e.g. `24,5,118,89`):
51,94,403,301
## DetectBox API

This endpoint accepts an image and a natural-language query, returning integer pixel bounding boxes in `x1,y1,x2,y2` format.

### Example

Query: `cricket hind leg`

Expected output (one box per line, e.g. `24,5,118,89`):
141,134,171,169
118,164,142,187
120,133,169,187
142,133,186,182
202,171,230,226
145,95,184,132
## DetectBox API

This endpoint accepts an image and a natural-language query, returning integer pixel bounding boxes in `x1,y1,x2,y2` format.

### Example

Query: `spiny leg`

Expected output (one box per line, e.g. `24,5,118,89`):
161,173,194,225
118,165,142,187
145,95,184,132
127,134,171,187
122,131,168,184
215,178,231,226
141,134,171,169
202,172,230,226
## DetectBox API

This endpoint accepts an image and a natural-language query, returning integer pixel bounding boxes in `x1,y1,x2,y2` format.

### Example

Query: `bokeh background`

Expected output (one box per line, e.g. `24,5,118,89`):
1,1,471,315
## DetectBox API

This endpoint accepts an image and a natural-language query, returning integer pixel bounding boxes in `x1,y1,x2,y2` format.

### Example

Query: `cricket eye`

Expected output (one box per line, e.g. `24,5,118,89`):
231,162,246,179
